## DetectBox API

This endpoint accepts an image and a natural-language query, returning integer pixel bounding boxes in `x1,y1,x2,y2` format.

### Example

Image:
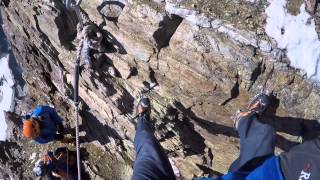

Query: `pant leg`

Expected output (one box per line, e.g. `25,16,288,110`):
229,113,276,172
132,115,175,180
280,138,320,180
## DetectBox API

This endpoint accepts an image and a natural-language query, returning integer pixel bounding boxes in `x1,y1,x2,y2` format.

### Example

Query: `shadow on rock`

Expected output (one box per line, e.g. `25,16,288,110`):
79,148,91,179
171,97,320,152
101,28,127,55
55,10,77,50
83,64,134,115
158,105,206,156
96,1,127,54
0,141,24,179
173,101,238,137
80,103,123,147
84,66,118,96
261,94,320,151
97,1,125,25
115,88,135,115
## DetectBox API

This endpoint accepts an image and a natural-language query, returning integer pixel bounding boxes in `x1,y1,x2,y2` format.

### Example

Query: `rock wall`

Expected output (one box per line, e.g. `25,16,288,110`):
1,0,320,179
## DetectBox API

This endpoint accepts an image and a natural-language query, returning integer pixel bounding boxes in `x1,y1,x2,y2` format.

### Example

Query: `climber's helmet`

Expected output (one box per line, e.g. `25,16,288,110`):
23,119,40,138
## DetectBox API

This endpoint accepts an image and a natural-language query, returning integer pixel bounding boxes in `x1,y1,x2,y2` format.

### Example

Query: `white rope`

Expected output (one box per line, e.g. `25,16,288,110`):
65,1,85,180
66,1,103,179
74,28,83,180
75,105,81,180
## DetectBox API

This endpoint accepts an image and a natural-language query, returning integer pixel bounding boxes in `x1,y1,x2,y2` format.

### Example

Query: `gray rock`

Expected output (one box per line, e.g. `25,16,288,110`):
1,0,320,179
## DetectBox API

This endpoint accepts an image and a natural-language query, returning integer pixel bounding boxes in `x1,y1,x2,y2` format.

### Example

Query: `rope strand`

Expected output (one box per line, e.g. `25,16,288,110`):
65,1,85,180
75,105,81,180
65,1,103,179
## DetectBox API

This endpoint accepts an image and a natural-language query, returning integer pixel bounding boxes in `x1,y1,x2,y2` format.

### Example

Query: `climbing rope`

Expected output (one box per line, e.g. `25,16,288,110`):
65,1,104,179
65,1,84,180
65,0,104,179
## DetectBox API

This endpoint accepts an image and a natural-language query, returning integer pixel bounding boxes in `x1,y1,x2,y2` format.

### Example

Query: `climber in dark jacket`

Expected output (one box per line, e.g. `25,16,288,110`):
33,147,78,180
132,98,176,180
197,93,320,180
22,105,70,144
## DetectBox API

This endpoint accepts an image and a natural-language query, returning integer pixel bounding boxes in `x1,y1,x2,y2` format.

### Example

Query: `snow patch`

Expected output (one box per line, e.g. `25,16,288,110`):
211,19,260,48
0,54,15,141
265,0,320,80
217,24,258,47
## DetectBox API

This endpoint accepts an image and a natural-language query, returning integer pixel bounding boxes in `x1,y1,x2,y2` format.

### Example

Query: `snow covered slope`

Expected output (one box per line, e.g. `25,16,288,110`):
0,54,15,141
265,0,320,80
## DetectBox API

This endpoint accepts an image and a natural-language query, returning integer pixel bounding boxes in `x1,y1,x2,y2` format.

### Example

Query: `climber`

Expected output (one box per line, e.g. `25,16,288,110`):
196,93,320,180
132,97,176,180
33,147,78,180
22,105,73,144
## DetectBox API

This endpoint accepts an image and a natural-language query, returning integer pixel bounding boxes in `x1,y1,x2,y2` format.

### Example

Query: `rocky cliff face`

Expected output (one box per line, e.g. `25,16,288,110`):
1,0,320,179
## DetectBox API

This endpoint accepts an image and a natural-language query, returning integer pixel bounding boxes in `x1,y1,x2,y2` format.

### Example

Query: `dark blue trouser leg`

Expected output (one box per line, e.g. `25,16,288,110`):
229,114,276,172
132,115,176,180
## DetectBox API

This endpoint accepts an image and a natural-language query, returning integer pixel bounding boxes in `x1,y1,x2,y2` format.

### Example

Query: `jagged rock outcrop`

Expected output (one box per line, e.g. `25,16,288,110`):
1,0,320,179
